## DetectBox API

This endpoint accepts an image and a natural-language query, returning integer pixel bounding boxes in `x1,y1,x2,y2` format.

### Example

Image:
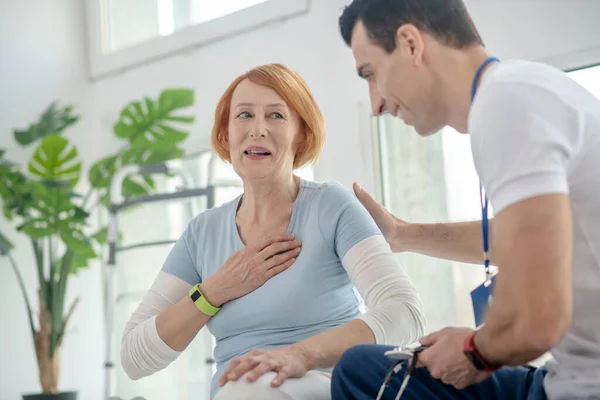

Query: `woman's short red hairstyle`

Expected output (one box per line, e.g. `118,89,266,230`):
211,63,326,169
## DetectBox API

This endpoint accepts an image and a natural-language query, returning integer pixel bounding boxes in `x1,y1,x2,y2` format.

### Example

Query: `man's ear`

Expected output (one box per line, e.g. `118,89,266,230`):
396,24,425,66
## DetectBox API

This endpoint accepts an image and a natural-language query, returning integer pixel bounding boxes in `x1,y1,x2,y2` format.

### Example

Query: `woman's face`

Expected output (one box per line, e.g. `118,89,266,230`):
227,79,302,182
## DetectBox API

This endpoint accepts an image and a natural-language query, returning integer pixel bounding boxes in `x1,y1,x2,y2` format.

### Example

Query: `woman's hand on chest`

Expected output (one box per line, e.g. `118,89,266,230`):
200,233,302,307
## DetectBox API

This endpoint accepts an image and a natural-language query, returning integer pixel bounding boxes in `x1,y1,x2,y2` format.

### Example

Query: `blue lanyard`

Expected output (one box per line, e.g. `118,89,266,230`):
471,56,499,280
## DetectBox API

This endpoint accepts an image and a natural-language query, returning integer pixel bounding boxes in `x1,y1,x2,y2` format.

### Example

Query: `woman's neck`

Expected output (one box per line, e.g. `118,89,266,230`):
237,174,300,226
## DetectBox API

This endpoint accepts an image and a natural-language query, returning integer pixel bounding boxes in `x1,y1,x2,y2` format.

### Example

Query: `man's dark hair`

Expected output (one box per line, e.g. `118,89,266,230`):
339,0,484,53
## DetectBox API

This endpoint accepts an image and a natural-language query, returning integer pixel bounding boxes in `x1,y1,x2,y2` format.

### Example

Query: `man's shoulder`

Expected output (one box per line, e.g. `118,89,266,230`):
482,59,563,87
470,60,580,129
477,59,585,107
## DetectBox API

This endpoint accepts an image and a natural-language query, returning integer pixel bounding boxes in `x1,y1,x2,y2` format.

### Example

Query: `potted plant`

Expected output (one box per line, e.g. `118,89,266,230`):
0,88,195,400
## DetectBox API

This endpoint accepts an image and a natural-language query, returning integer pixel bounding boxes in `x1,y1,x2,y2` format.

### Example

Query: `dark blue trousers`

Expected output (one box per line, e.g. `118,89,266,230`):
331,344,548,400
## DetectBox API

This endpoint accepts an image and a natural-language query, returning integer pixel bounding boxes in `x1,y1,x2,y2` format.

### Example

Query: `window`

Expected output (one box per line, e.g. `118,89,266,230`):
568,64,600,98
85,0,310,79
101,0,270,53
374,62,600,332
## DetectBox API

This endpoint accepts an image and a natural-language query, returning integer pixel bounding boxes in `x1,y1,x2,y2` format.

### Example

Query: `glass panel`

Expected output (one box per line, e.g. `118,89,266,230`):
375,114,456,332
101,0,268,53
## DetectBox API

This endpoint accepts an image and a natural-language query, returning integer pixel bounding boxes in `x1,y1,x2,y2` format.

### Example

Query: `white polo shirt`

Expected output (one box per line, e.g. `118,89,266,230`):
469,60,600,399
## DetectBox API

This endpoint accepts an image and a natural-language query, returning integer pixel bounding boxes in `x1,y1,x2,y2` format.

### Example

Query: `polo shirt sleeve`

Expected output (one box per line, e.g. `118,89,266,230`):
470,81,575,214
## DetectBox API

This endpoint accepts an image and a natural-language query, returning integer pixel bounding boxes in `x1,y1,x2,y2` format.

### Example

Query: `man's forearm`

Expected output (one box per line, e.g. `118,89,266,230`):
399,220,493,265
473,306,555,366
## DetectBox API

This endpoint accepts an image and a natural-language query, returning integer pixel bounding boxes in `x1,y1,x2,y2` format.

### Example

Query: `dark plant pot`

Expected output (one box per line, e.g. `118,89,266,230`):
22,392,77,400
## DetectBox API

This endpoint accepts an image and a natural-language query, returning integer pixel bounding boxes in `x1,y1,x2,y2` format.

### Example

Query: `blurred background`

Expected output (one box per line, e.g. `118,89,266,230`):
1,1,600,399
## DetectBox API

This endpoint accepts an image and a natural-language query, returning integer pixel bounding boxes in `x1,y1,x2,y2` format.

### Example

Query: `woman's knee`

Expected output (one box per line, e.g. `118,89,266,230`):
213,372,293,400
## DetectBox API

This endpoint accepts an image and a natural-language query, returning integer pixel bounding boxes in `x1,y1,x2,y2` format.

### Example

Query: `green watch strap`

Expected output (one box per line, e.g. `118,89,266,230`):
188,284,221,316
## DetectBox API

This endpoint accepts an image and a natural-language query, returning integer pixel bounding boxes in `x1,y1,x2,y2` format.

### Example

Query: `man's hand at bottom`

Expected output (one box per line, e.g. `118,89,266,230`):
417,327,492,389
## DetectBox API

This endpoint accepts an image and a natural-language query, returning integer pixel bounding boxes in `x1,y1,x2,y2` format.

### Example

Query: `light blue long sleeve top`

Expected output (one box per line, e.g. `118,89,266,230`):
161,178,385,398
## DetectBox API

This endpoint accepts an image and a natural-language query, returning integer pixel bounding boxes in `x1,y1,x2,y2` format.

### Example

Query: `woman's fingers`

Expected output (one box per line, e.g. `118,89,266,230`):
218,358,240,385
254,233,295,253
265,246,301,269
272,369,289,387
265,257,296,279
259,239,302,261
223,356,260,383
246,359,279,382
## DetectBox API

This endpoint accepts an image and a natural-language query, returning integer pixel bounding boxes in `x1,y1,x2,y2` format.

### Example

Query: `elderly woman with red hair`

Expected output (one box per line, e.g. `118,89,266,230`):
120,63,425,400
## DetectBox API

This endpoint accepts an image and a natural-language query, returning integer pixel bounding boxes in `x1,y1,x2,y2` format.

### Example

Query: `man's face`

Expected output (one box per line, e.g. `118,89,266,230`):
350,21,445,136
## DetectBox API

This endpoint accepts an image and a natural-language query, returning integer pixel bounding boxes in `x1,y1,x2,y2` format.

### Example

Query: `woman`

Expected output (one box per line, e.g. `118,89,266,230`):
120,63,426,400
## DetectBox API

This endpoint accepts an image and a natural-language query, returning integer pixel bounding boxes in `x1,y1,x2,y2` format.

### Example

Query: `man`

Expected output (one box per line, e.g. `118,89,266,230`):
331,0,600,399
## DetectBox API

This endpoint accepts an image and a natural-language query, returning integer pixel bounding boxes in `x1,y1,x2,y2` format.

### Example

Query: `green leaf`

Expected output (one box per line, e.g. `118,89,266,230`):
17,218,55,238
158,88,195,111
72,206,89,221
13,184,80,240
0,162,31,219
88,155,118,189
122,177,151,198
0,231,13,256
113,88,194,148
57,244,95,275
93,227,108,245
14,102,80,146
28,134,81,188
59,224,90,251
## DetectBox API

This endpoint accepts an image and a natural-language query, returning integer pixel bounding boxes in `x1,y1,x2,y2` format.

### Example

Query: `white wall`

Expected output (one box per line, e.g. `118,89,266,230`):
0,1,103,400
2,0,600,399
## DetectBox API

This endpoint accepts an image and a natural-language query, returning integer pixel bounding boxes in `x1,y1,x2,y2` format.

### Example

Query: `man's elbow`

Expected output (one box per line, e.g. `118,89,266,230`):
519,305,571,355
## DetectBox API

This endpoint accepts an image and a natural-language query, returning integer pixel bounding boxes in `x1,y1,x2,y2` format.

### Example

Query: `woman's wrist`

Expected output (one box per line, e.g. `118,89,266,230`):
291,343,322,370
198,278,227,308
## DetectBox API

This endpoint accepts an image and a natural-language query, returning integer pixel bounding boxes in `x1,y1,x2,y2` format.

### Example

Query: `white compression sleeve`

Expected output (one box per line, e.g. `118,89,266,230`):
342,235,426,345
120,271,191,379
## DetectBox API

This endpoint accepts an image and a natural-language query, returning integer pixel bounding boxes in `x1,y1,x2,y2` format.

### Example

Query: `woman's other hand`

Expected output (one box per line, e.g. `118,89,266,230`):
200,233,301,307
219,345,314,388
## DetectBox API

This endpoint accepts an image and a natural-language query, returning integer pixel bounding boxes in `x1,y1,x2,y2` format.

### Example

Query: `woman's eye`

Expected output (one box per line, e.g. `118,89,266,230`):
238,111,252,118
271,112,284,119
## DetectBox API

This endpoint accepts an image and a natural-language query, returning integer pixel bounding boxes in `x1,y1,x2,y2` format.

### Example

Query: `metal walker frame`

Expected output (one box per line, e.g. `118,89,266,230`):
103,151,242,400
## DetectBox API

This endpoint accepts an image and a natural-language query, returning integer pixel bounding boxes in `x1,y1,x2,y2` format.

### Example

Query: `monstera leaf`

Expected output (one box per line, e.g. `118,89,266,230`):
28,134,81,188
89,88,193,201
113,88,194,148
0,161,32,220
14,102,79,146
16,183,80,239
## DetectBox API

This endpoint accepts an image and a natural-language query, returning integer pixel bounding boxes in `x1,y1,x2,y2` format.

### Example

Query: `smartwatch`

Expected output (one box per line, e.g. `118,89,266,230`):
463,331,501,372
188,284,221,316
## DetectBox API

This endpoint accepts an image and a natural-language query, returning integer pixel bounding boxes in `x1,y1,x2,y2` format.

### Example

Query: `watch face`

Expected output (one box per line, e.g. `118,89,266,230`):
190,291,201,302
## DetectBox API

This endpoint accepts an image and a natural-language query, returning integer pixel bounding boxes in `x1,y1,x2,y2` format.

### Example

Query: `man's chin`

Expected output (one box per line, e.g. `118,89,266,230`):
413,122,442,137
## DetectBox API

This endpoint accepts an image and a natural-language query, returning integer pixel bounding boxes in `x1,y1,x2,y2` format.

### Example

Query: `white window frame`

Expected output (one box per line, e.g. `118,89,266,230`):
84,0,311,81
